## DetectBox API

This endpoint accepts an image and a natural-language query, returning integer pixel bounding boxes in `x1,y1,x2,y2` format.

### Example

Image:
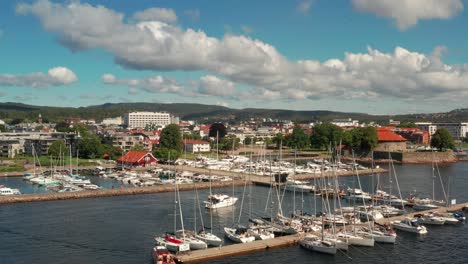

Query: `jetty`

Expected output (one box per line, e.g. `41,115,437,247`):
176,233,304,263
0,180,246,204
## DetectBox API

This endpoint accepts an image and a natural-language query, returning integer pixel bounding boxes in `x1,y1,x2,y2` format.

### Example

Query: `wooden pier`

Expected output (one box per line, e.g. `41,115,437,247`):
176,233,304,263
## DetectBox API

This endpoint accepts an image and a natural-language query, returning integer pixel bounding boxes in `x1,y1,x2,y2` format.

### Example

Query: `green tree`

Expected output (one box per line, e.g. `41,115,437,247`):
183,134,202,140
209,123,227,138
244,136,253,145
100,144,123,160
310,123,343,150
220,136,240,151
159,124,183,151
77,135,102,159
131,144,145,151
430,128,454,151
55,121,71,132
350,127,378,151
48,140,69,158
396,122,418,128
153,148,181,160
0,124,6,132
287,124,310,149
272,133,285,149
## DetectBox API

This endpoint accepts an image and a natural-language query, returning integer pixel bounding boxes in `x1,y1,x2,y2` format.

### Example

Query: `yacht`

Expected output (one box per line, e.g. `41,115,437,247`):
195,231,223,247
345,188,372,201
204,194,238,209
336,231,375,247
284,179,315,192
154,234,190,253
223,226,255,243
0,186,21,196
415,213,445,225
391,218,428,234
300,235,337,255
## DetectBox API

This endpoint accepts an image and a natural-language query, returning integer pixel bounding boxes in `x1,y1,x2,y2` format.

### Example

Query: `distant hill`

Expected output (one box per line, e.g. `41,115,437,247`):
0,102,466,124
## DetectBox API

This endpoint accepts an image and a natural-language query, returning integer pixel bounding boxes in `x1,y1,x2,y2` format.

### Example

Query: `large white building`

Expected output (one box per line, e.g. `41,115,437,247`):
183,139,211,153
416,122,468,139
123,112,177,129
331,118,360,127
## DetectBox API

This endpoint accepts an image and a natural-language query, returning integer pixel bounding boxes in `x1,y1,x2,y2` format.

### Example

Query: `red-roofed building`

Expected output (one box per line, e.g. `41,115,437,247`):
375,128,407,152
117,151,157,167
183,139,210,153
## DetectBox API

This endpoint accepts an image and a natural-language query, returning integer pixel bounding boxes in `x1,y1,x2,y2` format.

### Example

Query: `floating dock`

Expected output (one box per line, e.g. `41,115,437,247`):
176,233,304,263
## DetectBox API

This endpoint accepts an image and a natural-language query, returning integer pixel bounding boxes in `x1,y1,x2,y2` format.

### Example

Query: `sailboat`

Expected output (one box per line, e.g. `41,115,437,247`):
194,170,223,246
155,169,190,252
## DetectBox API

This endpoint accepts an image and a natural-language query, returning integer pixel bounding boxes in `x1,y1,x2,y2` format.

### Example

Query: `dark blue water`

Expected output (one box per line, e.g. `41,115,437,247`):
0,163,467,264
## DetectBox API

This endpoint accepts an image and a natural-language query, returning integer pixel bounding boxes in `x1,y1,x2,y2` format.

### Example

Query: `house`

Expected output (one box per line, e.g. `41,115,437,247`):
183,139,211,153
117,151,157,167
375,127,407,152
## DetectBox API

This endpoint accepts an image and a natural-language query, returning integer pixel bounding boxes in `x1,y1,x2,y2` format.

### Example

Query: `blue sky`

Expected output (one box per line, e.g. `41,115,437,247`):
0,0,467,115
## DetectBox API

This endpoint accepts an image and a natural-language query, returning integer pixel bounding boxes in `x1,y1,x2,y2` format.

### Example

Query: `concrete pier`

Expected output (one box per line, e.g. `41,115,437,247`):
0,180,246,205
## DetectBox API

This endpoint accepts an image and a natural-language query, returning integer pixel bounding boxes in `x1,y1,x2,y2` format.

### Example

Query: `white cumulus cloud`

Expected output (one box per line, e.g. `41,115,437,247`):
0,66,77,88
17,1,468,104
198,75,236,97
133,7,177,23
352,0,464,30
101,74,183,94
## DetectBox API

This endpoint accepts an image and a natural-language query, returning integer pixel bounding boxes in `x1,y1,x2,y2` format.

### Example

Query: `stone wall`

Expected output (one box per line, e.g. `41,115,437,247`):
373,151,456,163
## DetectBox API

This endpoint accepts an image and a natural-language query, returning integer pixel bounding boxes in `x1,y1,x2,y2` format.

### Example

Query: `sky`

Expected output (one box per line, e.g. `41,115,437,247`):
0,0,467,115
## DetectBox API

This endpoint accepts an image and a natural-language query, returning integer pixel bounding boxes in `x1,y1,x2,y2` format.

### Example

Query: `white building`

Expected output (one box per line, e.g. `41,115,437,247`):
123,112,177,129
331,118,359,127
101,117,123,126
416,122,468,139
183,139,211,153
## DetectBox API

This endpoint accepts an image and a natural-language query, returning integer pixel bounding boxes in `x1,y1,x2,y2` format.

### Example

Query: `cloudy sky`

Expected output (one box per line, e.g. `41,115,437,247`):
1,0,467,114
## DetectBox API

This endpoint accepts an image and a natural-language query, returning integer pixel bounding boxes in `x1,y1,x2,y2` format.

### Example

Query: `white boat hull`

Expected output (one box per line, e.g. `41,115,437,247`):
224,227,255,243
300,239,337,255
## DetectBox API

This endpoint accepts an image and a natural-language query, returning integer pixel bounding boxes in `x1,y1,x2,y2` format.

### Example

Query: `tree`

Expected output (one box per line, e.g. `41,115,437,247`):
310,123,343,150
131,144,145,151
220,136,240,151
153,148,181,160
208,123,227,138
183,134,202,140
350,127,378,151
397,122,417,128
9,118,24,125
55,121,71,132
431,128,454,151
272,133,285,149
48,140,69,158
100,144,123,160
77,135,102,159
0,124,6,132
287,124,310,149
244,136,253,145
159,124,183,151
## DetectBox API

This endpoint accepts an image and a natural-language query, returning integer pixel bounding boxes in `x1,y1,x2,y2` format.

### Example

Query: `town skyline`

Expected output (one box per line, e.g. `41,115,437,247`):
1,0,467,114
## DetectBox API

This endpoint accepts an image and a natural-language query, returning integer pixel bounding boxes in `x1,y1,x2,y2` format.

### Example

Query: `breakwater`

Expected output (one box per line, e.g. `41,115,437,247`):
0,180,245,205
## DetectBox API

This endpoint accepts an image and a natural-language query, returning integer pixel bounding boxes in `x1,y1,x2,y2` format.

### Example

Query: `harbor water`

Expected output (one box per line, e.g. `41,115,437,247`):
0,162,467,263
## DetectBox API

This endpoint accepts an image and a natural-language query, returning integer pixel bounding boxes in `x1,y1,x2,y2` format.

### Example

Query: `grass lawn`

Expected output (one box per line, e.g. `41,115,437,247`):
15,156,100,167
0,163,26,173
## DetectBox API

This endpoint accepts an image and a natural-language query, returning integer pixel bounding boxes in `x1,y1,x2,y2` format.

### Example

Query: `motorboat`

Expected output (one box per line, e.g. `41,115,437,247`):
152,245,176,264
0,185,21,196
300,235,337,255
345,188,372,202
284,179,315,192
391,218,428,234
204,194,238,209
223,226,255,243
415,213,445,225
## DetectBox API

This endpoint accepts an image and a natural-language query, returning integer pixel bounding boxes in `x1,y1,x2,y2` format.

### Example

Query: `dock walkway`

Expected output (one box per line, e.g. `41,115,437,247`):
176,233,304,263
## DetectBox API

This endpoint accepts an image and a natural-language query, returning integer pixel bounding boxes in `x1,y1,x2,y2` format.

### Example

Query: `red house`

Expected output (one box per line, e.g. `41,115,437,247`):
376,128,407,152
117,151,158,167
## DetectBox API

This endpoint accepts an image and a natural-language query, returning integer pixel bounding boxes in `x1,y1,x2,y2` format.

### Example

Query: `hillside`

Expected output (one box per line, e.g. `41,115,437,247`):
0,102,466,124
